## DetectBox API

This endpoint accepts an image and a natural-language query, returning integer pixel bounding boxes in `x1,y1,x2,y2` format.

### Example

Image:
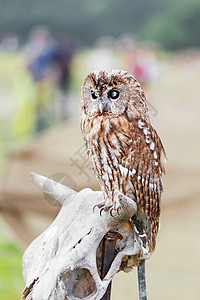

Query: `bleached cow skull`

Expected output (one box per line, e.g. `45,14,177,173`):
21,173,149,300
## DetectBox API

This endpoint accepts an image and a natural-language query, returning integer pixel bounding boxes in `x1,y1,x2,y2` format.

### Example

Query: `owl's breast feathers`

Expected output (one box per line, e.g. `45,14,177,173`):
81,113,166,251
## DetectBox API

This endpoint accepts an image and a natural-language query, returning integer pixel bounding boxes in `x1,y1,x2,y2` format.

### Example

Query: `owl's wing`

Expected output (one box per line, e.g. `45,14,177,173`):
121,117,166,251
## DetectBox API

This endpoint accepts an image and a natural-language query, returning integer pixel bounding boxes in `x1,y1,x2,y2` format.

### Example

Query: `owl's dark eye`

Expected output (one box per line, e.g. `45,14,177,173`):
91,91,98,100
108,89,120,100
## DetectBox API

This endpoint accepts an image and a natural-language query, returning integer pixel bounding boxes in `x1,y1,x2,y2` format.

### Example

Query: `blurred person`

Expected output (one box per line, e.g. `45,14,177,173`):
118,35,161,90
55,35,77,119
18,27,59,133
24,27,54,64
25,29,76,132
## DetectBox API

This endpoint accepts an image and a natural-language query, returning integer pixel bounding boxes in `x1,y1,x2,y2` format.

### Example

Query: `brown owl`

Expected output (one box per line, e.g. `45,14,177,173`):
81,70,166,252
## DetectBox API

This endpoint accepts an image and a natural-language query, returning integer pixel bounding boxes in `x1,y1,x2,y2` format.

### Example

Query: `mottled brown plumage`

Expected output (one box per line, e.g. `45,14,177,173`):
81,70,166,252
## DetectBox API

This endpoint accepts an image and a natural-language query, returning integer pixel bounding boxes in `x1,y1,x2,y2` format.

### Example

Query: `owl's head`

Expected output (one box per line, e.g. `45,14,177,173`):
81,70,149,119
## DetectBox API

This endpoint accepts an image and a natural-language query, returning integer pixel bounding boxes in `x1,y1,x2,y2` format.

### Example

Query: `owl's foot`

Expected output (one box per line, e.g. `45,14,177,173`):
93,201,121,217
100,204,121,217
93,194,123,217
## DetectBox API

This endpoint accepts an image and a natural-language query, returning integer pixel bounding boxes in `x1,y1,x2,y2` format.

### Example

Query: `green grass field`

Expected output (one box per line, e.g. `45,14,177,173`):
0,223,24,300
0,52,30,299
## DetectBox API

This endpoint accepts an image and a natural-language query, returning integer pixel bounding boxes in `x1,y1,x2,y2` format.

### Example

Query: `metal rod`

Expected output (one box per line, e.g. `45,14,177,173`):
100,231,123,300
137,259,147,300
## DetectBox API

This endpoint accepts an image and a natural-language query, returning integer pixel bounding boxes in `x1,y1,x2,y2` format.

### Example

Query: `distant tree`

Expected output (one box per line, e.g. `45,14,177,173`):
0,0,166,44
142,0,200,49
0,0,200,49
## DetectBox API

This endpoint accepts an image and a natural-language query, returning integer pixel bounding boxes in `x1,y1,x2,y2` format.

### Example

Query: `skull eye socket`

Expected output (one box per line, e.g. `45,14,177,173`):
108,89,120,100
91,91,98,100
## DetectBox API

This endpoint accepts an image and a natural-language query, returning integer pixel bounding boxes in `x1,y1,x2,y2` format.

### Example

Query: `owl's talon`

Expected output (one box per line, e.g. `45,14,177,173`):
110,208,116,217
93,204,99,213
100,208,104,217
110,209,114,217
117,207,121,215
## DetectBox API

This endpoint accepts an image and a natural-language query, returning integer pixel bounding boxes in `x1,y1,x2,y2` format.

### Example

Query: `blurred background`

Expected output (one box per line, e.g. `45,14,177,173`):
0,0,199,299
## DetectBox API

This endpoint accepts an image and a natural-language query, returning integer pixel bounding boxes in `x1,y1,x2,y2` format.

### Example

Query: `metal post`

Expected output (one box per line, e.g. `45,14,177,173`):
137,260,147,300
137,234,147,300
100,231,123,300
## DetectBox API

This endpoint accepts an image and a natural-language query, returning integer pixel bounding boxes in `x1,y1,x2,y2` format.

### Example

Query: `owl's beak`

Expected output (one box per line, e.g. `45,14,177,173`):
98,102,107,113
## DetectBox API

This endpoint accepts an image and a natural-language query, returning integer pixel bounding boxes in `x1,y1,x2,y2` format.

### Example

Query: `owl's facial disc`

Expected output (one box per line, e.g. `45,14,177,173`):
82,70,138,117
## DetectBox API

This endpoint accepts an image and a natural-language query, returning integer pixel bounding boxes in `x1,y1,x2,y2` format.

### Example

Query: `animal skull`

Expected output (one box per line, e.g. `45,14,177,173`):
21,173,149,300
